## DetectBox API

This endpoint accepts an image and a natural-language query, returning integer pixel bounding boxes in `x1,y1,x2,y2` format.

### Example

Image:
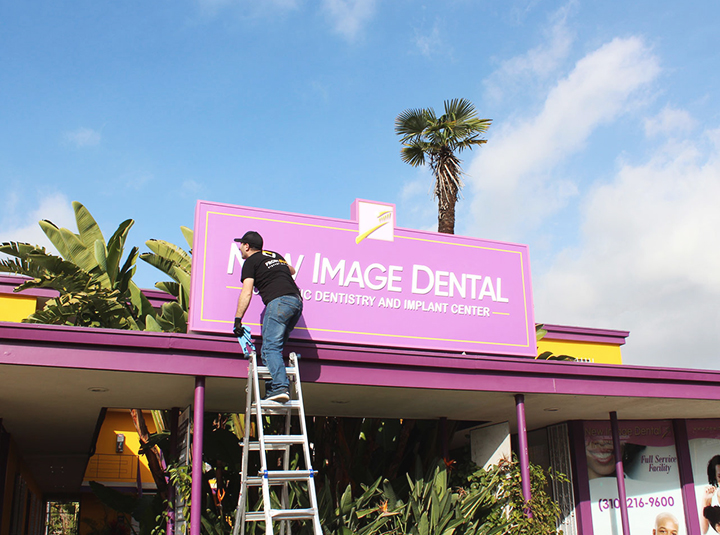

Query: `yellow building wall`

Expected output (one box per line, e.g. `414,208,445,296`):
0,295,37,322
537,339,623,364
83,410,159,488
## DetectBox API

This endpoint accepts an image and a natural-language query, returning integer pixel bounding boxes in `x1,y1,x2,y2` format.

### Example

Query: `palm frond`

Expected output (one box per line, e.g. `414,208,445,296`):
452,137,488,153
400,143,429,167
443,98,477,122
394,108,429,140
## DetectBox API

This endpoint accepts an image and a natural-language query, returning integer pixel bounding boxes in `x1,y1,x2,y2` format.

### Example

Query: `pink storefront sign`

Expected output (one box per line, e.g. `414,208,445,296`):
189,199,536,357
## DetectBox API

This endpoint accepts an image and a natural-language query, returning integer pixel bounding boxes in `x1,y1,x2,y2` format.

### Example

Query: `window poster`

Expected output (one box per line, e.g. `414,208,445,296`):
584,420,685,535
688,419,720,534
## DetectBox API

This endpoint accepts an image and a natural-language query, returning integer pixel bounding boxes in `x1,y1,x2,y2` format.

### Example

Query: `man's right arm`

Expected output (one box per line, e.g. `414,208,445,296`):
235,278,255,320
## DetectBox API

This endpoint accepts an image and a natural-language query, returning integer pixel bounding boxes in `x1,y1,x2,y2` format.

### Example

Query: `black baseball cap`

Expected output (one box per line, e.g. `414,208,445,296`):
234,231,263,250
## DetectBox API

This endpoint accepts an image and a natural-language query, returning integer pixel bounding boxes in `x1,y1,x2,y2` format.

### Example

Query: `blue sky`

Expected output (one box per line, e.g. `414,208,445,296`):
2,0,719,368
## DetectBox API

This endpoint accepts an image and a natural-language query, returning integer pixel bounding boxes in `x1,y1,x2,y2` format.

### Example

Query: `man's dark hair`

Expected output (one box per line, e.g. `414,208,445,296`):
707,455,720,486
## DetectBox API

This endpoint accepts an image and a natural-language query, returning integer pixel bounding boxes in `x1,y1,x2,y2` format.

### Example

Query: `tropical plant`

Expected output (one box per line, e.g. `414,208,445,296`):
139,227,193,332
381,459,468,535
395,98,491,234
317,476,395,535
0,202,187,331
534,324,577,362
0,201,154,328
116,412,565,535
312,455,565,535
461,456,566,535
309,416,457,502
0,241,141,328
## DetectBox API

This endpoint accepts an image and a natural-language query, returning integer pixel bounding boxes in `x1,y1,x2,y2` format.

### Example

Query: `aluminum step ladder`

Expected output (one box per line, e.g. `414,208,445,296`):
233,333,321,535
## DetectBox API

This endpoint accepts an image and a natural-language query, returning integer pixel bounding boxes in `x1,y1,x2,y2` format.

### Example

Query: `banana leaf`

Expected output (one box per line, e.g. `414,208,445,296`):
73,201,106,249
38,220,72,260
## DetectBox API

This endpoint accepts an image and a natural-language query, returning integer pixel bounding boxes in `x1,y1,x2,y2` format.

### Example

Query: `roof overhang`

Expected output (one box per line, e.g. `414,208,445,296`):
2,321,719,494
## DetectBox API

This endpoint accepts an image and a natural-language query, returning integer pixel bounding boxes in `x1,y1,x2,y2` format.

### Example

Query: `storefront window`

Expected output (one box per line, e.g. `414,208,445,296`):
688,419,720,534
584,420,684,535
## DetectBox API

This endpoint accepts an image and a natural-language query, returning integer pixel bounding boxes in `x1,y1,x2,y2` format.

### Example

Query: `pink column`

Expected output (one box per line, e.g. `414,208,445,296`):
515,394,532,515
190,378,205,535
673,419,702,535
610,411,630,535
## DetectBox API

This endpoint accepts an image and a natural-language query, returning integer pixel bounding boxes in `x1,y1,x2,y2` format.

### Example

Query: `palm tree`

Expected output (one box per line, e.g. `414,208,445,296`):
395,98,491,234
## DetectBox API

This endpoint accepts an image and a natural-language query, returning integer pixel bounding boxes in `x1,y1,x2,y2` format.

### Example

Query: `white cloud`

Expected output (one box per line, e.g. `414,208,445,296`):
414,23,444,58
321,0,376,42
63,127,101,148
535,127,720,368
644,105,697,138
484,2,576,103
0,193,75,255
466,36,661,241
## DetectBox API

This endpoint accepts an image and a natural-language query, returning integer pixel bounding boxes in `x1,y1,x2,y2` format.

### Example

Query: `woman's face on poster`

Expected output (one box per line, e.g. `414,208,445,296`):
586,437,615,478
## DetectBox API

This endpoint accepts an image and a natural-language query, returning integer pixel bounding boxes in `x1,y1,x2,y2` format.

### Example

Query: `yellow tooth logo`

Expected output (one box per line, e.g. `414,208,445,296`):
356,209,393,243
355,200,395,244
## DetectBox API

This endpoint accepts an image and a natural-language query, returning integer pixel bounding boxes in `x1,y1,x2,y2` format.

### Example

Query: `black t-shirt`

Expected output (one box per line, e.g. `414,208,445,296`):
241,250,300,305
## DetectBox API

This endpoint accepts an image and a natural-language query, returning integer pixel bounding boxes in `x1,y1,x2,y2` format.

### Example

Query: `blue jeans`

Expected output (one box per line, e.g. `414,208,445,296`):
261,294,303,395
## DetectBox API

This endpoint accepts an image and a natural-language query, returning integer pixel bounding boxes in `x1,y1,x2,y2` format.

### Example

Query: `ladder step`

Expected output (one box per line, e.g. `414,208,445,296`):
256,366,298,379
250,400,302,414
244,467,315,486
244,508,317,522
247,443,288,452
272,508,318,521
244,435,305,451
243,470,316,486
259,470,316,481
265,434,306,445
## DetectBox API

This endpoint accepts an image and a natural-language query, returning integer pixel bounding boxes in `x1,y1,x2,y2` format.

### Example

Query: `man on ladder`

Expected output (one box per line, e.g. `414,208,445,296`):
232,231,321,535
233,230,303,403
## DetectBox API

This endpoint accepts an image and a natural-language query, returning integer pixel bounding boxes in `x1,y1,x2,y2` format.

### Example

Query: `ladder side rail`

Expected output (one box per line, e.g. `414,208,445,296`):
251,353,275,535
234,352,257,535
280,376,294,535
289,353,323,535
